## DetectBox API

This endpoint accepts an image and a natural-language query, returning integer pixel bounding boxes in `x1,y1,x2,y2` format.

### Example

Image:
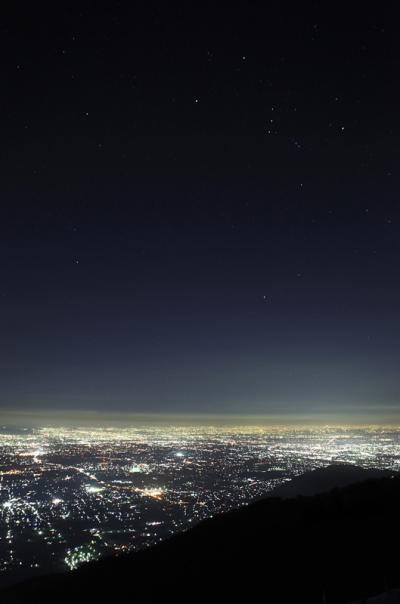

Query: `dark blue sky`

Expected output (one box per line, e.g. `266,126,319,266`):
1,3,399,419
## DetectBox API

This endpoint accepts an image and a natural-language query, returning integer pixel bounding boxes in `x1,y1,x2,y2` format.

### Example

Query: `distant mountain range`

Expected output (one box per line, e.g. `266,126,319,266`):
3,464,400,603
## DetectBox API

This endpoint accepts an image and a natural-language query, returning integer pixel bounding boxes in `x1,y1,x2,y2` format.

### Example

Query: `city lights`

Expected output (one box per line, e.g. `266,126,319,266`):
0,423,399,586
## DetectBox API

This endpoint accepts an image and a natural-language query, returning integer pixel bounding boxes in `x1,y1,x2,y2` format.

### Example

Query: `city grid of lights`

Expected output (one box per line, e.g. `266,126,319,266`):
0,423,399,587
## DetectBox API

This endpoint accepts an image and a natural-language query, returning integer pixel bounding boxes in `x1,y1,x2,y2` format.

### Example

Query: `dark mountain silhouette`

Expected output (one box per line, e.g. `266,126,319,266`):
3,465,400,604
268,464,394,498
351,590,400,603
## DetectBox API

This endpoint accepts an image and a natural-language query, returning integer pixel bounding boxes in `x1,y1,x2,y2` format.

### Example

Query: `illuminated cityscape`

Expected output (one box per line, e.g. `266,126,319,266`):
0,423,399,587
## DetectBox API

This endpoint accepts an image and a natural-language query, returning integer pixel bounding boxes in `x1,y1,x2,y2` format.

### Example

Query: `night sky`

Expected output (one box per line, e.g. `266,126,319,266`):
1,3,400,420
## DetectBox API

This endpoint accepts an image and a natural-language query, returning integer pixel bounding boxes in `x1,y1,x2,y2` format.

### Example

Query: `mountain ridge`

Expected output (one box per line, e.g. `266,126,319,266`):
3,465,399,603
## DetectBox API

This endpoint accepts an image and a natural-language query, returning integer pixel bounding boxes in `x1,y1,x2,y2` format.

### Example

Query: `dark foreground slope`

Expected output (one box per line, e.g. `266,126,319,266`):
351,589,400,603
269,464,393,498
3,469,400,604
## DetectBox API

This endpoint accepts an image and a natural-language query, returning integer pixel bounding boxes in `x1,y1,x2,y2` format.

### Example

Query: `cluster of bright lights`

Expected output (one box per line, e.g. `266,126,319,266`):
64,543,99,570
85,485,104,494
129,463,150,473
137,487,165,500
0,423,399,582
